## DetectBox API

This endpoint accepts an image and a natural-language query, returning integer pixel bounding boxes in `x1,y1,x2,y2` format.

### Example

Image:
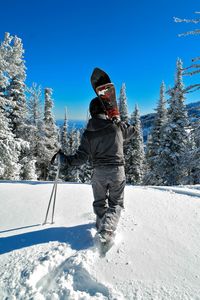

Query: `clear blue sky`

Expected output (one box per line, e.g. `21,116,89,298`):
1,0,200,120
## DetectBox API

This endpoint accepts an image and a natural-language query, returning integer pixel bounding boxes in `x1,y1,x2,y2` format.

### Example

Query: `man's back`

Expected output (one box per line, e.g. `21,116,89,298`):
84,117,125,167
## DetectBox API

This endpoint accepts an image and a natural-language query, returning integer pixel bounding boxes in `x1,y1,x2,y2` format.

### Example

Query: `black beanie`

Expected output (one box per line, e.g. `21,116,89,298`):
89,97,106,117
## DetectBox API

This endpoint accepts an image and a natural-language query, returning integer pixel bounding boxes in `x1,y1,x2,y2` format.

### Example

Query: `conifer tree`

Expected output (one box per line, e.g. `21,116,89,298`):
0,85,21,179
70,129,82,182
189,119,200,184
127,105,145,184
157,59,190,185
26,83,43,158
61,107,68,153
7,35,27,138
0,32,36,180
27,83,42,127
0,109,21,180
118,83,129,121
38,88,59,180
145,82,167,184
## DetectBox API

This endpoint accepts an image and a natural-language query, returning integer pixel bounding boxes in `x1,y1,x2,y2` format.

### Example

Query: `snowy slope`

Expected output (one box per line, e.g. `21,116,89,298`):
0,181,200,299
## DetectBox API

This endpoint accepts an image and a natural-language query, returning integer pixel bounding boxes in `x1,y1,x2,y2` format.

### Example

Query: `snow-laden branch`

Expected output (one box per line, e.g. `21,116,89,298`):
192,56,200,62
167,83,200,95
174,17,200,24
183,69,200,76
182,63,200,71
184,84,200,93
178,29,200,37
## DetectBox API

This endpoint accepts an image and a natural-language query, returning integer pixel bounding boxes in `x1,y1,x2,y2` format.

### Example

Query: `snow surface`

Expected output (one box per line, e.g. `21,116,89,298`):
0,181,200,299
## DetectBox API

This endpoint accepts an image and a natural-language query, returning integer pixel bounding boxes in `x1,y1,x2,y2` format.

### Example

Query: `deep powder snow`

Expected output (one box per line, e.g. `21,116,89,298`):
0,181,200,299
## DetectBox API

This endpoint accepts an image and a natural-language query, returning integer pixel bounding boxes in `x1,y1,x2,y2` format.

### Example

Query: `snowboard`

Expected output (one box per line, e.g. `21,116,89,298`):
90,67,120,120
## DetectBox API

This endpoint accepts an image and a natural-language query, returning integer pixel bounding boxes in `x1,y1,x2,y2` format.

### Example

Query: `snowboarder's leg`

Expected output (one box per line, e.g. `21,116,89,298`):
100,166,126,233
92,169,109,229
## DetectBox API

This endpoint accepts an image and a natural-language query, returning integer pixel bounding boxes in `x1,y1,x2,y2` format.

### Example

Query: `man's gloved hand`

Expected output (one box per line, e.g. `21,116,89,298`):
112,116,121,124
51,149,64,165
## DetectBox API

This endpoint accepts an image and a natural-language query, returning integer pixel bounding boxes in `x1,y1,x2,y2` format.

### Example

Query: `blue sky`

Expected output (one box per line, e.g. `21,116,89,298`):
1,0,200,120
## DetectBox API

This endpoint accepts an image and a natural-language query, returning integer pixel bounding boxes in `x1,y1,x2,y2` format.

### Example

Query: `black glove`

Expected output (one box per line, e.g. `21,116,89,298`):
51,149,64,165
112,116,121,124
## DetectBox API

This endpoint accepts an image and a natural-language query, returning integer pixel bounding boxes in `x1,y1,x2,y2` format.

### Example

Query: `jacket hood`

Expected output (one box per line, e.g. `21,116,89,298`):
86,117,112,132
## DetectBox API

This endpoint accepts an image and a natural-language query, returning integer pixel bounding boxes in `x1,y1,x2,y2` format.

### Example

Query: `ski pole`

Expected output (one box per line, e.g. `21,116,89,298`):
43,156,60,225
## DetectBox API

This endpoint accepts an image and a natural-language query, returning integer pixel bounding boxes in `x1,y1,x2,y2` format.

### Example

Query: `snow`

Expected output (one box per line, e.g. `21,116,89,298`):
0,181,200,299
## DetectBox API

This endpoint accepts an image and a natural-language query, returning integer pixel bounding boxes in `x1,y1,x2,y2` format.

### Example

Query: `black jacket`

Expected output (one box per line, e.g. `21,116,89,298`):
65,116,135,167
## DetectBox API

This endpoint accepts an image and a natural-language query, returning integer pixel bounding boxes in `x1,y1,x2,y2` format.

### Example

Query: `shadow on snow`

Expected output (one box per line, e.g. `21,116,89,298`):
0,223,94,255
0,180,91,186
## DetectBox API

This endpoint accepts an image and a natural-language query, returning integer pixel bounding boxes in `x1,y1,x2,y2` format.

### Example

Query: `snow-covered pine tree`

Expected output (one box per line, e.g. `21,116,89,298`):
23,83,44,179
54,108,69,182
61,107,68,153
0,32,36,180
0,107,21,180
144,82,167,185
189,118,200,184
64,126,79,182
27,83,42,127
0,57,21,179
71,129,82,183
157,59,190,185
26,83,43,159
118,83,129,121
118,83,130,173
6,35,27,138
38,88,59,180
126,105,145,184
67,126,77,155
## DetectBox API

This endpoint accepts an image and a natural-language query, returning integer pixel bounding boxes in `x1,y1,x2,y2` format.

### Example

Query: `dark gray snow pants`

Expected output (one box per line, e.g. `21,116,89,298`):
92,165,126,233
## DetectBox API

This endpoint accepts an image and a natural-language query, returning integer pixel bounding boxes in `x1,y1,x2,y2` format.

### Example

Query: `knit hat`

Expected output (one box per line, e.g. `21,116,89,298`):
89,97,106,117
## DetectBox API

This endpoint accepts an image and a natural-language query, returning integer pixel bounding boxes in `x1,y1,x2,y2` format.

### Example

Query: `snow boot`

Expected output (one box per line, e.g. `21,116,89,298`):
95,230,116,257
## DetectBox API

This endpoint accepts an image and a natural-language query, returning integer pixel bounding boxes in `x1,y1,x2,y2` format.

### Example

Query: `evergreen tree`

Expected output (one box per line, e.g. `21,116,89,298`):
157,59,190,185
70,129,82,182
189,119,200,184
27,83,42,127
127,105,145,184
38,88,59,180
61,107,68,153
118,83,129,121
145,82,167,184
119,83,130,174
7,35,27,138
0,96,21,179
65,126,79,182
0,32,36,180
26,83,43,171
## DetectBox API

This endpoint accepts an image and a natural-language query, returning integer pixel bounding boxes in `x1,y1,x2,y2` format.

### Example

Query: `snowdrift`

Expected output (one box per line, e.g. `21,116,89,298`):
0,181,200,299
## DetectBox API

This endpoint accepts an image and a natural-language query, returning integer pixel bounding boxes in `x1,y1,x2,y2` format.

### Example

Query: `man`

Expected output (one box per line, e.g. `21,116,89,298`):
51,97,135,242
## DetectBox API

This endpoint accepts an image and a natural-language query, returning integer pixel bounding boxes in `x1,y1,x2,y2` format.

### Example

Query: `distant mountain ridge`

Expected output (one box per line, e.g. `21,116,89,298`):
141,100,200,142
